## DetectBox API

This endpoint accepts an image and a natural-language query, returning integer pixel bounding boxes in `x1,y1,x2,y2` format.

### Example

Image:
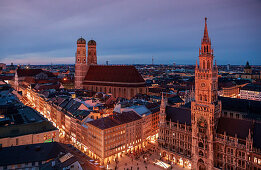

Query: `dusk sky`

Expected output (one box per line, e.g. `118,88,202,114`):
0,0,260,65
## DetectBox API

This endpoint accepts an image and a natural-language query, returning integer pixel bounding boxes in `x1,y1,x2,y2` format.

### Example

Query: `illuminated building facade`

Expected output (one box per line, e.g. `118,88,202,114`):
85,111,144,165
240,84,261,101
158,18,261,170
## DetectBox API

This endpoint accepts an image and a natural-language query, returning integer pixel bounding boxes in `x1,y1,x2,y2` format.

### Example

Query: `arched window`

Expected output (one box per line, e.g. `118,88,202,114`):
131,89,134,97
198,142,204,148
203,61,205,69
204,95,207,101
200,95,202,101
118,88,121,96
207,60,210,69
199,150,204,156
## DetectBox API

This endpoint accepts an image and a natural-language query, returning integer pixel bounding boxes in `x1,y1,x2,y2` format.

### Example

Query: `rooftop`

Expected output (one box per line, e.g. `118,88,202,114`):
219,96,261,116
166,106,191,125
241,83,261,92
84,65,145,84
17,68,55,78
88,111,141,130
0,142,66,166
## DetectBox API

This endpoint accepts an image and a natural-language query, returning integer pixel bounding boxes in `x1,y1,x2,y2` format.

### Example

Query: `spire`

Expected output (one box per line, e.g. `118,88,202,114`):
160,92,166,108
203,17,210,43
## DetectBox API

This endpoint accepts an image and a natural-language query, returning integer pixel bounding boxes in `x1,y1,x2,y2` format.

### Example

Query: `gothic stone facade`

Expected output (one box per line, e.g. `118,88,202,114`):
158,18,261,170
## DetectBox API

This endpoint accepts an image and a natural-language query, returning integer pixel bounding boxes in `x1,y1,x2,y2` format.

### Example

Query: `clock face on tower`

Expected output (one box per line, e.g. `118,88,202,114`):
198,117,207,128
201,83,206,87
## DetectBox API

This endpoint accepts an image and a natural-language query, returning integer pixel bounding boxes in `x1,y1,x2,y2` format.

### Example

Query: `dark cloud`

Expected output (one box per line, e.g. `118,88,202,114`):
0,0,260,65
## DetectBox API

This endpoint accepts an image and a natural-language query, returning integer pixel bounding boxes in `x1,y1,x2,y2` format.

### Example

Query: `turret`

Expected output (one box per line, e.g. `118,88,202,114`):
160,93,167,125
75,37,87,89
87,40,97,65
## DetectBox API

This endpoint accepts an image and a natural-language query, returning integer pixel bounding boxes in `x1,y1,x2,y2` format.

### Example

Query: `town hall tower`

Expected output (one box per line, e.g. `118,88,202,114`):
191,18,221,170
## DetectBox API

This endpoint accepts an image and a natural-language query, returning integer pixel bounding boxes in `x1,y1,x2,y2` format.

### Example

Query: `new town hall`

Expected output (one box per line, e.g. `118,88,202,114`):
158,18,261,170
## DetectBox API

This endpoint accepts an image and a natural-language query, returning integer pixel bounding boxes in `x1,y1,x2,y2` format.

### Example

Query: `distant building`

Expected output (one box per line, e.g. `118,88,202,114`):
0,63,6,71
240,83,261,101
227,64,230,71
74,38,148,99
244,61,252,74
240,61,261,80
14,68,57,92
0,85,59,148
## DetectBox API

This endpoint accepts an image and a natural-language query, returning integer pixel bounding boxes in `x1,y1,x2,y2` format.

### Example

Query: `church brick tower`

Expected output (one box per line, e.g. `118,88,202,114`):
191,18,221,170
87,40,97,65
75,37,88,89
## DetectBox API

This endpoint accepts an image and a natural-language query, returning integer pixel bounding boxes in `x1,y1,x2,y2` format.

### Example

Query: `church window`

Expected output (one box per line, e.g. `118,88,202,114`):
199,150,204,156
198,142,203,148
204,95,207,101
78,59,80,62
207,60,210,69
203,61,205,69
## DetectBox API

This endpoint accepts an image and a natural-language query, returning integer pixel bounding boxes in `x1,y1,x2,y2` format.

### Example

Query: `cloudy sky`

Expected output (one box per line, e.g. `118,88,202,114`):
0,0,260,65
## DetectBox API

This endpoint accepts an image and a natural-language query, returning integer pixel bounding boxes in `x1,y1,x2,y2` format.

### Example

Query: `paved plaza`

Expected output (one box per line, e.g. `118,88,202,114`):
107,144,189,170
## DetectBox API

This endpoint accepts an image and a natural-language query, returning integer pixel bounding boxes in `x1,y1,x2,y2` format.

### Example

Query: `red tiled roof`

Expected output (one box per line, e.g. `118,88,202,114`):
88,111,141,130
217,117,253,139
0,75,14,80
34,83,60,91
84,65,145,83
82,82,146,87
17,69,55,77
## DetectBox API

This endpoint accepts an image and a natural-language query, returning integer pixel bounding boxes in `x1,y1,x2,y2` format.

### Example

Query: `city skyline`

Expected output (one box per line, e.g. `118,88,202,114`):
0,0,261,65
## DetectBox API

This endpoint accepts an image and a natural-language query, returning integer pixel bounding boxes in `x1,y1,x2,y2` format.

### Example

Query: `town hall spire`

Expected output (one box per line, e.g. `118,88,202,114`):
191,18,221,170
203,17,210,43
